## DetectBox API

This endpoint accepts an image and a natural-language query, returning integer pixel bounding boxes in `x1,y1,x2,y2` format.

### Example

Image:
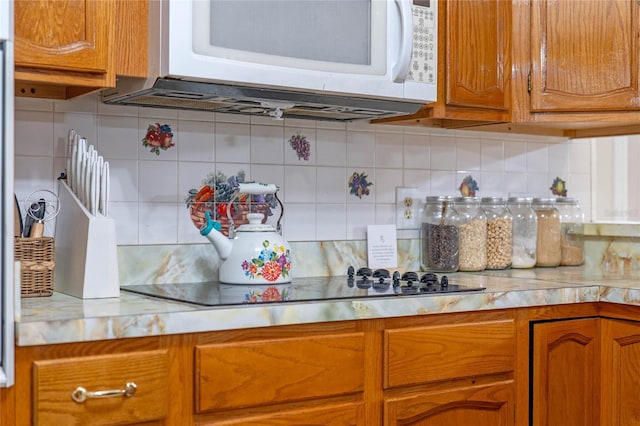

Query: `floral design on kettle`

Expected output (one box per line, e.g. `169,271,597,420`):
142,123,174,155
241,240,292,282
244,286,290,303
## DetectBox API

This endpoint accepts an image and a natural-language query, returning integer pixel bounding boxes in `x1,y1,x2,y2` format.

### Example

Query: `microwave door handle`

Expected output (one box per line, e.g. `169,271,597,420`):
392,0,413,83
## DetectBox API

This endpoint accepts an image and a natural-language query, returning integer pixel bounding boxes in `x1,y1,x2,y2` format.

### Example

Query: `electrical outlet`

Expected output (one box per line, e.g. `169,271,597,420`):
395,187,421,230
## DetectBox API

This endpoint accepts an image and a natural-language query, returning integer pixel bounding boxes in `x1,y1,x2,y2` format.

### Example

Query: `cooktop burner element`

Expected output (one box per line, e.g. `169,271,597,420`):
347,267,478,295
121,267,485,307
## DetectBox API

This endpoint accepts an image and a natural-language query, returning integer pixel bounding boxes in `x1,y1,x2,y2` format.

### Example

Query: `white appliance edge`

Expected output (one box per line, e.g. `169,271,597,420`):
0,0,15,387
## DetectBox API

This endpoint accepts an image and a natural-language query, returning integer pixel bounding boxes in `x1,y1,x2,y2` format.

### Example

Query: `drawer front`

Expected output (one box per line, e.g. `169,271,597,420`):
33,350,169,426
196,333,365,412
385,320,515,388
198,402,361,425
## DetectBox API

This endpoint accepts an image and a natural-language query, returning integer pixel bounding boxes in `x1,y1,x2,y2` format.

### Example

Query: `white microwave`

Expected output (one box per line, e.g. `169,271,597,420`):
103,0,438,121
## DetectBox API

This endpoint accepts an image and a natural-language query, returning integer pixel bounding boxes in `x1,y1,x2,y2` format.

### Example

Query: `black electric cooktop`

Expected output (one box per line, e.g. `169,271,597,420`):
121,267,485,307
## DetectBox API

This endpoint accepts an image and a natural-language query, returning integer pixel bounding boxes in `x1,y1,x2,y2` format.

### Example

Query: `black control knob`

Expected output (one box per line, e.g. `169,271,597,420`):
347,265,355,278
420,273,438,285
373,269,390,279
441,275,448,287
401,271,419,282
356,267,372,278
373,269,390,284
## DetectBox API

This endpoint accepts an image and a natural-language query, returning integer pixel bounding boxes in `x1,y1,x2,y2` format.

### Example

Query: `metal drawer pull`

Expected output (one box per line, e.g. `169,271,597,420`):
71,382,137,403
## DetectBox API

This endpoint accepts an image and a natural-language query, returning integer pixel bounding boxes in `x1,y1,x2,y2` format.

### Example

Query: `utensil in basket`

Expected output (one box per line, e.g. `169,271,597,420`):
23,189,61,238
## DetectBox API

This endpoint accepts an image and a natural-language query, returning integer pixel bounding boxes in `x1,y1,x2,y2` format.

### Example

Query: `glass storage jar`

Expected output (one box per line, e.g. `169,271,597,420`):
532,197,561,267
556,197,585,266
420,196,459,272
507,197,537,268
454,197,487,272
481,197,513,270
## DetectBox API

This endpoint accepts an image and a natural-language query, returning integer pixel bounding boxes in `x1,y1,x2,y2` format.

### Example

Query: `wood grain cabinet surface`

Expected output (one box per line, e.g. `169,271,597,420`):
384,319,516,426
195,333,366,413
378,0,640,138
13,0,146,100
531,318,599,426
7,304,640,425
33,350,170,426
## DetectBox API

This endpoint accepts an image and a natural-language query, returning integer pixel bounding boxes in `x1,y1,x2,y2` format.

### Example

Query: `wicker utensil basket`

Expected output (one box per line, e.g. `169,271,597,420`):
14,236,54,297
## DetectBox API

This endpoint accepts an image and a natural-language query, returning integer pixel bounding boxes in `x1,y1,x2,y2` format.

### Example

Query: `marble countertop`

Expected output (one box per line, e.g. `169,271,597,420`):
17,266,640,347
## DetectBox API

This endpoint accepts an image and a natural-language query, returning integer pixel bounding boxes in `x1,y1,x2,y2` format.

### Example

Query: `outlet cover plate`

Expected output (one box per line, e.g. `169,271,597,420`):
395,187,421,230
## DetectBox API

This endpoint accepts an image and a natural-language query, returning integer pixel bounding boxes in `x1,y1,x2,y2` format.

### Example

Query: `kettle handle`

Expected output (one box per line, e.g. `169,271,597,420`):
237,183,277,195
227,183,282,236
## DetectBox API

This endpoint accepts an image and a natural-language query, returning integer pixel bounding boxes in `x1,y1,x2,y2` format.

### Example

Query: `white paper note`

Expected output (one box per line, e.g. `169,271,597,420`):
366,224,398,269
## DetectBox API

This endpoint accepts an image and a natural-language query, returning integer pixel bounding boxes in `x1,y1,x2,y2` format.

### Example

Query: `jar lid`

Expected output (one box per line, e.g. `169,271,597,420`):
532,197,557,205
453,196,479,204
555,197,579,205
425,195,455,203
481,197,505,205
507,196,533,203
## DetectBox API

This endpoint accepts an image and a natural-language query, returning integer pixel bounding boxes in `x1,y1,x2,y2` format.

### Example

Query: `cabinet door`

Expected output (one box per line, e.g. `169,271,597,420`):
532,318,599,426
14,0,112,73
530,0,640,112
601,318,640,426
384,382,514,426
445,0,511,111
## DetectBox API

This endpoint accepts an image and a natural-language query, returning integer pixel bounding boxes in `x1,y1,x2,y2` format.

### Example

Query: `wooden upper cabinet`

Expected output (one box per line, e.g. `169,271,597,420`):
530,0,640,112
13,0,146,100
446,0,511,112
373,0,512,126
14,0,111,73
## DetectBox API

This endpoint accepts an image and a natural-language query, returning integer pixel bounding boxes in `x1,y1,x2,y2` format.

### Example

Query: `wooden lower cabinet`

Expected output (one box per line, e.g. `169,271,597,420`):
12,305,640,425
531,318,600,426
601,318,640,426
384,382,514,426
531,314,640,426
383,317,516,426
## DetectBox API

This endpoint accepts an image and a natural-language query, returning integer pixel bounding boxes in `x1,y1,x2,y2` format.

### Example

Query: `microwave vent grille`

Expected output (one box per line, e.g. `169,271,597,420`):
102,78,424,122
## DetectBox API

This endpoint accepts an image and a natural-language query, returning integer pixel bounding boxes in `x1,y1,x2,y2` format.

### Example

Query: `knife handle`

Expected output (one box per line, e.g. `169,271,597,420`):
29,222,44,238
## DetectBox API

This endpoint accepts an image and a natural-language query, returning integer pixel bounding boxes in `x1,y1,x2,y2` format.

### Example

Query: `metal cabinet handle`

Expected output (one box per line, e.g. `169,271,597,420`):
71,382,137,403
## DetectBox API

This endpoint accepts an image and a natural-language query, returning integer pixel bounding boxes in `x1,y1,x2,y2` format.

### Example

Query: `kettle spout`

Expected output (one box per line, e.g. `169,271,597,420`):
200,211,233,260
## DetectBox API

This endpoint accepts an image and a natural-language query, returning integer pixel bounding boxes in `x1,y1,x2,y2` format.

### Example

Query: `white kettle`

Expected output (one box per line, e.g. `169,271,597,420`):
200,183,293,284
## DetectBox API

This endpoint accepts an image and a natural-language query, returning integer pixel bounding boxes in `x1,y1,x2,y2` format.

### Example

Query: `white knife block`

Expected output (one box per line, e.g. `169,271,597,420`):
54,182,119,298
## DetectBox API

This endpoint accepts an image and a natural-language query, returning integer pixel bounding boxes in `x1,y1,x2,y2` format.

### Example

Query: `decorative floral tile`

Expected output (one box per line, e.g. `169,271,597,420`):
288,133,311,161
142,123,174,155
459,175,479,197
550,176,567,196
349,171,373,199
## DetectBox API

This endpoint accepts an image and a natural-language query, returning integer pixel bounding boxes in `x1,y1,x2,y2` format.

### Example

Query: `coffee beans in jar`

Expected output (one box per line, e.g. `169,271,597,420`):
507,197,537,268
532,198,561,267
420,196,460,272
481,197,513,270
454,197,487,272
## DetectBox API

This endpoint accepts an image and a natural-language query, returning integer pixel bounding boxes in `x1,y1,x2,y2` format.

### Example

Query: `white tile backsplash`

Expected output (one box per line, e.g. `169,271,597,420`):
177,120,215,162
403,133,430,169
14,93,594,244
375,131,403,168
15,110,54,156
251,124,284,164
214,122,251,163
